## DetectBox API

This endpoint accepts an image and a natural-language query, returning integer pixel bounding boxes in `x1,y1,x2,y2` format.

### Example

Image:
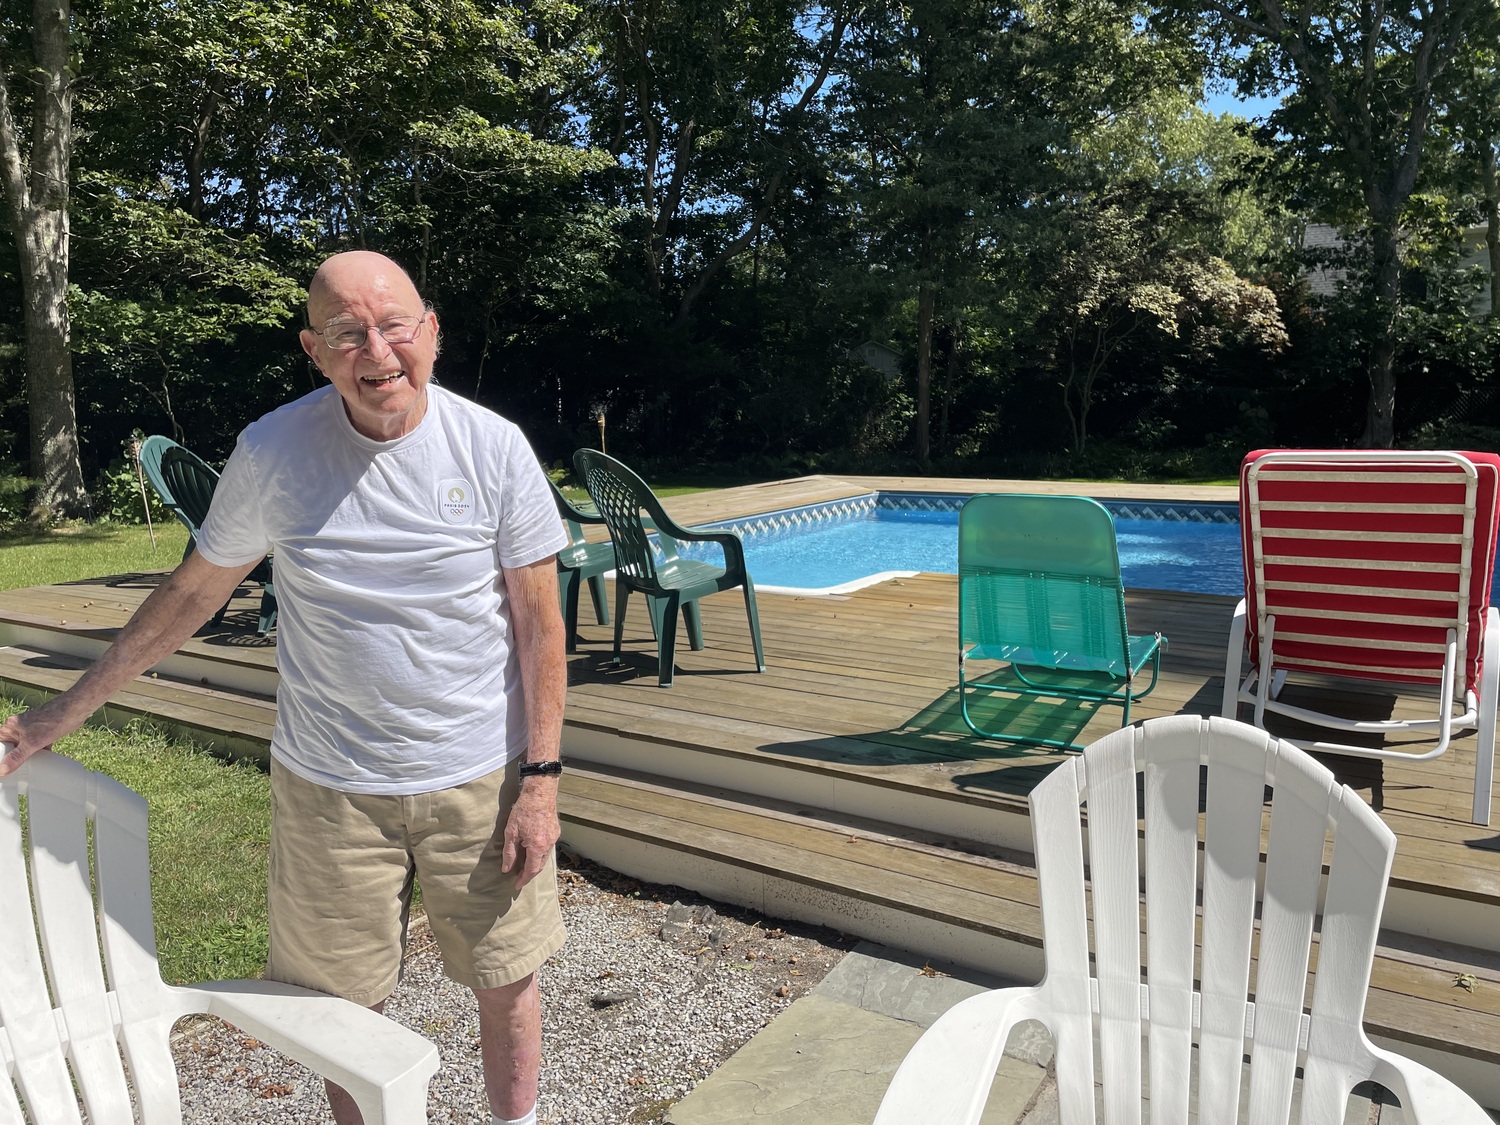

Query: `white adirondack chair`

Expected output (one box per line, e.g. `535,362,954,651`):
872,715,1490,1125
0,749,440,1124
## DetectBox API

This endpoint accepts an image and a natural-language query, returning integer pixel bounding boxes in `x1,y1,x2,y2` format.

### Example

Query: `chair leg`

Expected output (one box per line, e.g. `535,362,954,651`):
651,594,681,687
559,568,582,653
743,580,765,672
612,581,631,665
586,574,610,625
683,601,705,650
257,587,278,636
1475,607,1498,826
1223,598,1246,719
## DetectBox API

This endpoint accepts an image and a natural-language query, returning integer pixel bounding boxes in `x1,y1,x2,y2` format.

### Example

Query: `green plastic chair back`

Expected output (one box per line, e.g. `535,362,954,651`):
158,446,222,533
957,493,1164,748
138,435,191,540
138,437,277,635
959,494,1130,676
573,451,663,586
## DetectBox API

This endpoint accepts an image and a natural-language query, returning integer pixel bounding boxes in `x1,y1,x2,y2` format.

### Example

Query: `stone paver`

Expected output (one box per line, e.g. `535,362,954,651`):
666,943,1049,1125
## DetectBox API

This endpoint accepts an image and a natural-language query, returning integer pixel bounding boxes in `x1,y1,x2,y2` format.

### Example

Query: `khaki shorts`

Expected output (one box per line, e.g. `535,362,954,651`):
266,758,566,1006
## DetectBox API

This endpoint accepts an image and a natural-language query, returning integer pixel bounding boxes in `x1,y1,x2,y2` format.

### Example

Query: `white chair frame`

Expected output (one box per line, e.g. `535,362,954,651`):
873,716,1491,1125
1,749,440,1124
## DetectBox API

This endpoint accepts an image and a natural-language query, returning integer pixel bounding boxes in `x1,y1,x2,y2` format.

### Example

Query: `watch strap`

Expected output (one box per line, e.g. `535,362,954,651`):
518,759,564,778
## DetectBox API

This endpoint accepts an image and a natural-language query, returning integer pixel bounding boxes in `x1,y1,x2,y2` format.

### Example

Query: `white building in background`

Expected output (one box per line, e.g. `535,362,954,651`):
1457,225,1495,317
1302,222,1494,316
850,339,904,380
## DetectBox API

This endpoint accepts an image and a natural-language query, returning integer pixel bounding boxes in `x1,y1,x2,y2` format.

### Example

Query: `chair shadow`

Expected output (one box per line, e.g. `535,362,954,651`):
749,671,1233,803
1239,681,1405,814
60,571,173,590
198,617,276,648
565,639,750,687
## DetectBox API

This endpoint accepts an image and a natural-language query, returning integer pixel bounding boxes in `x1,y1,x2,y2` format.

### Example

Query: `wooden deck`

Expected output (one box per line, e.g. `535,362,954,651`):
3,474,1500,1103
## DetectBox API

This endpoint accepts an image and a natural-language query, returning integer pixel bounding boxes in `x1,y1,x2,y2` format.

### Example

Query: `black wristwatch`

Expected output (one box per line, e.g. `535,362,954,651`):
518,759,564,778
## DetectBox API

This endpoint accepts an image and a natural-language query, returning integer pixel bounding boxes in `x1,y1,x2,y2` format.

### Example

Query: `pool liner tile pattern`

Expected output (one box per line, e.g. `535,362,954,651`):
702,492,1239,544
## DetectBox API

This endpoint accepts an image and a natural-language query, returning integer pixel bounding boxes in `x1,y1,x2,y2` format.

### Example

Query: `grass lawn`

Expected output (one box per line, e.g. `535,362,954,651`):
0,521,190,592
1,700,271,985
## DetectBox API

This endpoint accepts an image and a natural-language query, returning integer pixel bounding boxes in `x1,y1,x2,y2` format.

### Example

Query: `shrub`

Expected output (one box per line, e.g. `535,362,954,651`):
92,434,171,525
0,441,34,532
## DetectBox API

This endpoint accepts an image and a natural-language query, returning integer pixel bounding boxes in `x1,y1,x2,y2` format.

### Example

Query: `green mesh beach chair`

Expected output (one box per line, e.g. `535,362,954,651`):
958,494,1164,749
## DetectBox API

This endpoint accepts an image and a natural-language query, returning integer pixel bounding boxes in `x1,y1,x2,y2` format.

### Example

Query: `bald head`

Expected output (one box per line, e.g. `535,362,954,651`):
299,250,440,441
307,251,422,326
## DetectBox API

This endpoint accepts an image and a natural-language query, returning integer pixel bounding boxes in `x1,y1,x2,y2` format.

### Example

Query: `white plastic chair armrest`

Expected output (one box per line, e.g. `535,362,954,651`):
1367,1045,1494,1124
873,985,1043,1125
179,980,440,1125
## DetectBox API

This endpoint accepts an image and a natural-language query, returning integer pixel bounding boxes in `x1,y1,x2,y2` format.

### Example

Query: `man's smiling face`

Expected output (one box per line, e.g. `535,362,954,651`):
300,251,439,442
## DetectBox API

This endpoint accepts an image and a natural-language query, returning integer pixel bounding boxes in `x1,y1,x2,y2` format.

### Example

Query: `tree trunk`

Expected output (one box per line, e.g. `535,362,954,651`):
1362,217,1401,448
20,206,86,516
186,73,225,220
939,316,962,452
915,283,934,462
0,0,88,517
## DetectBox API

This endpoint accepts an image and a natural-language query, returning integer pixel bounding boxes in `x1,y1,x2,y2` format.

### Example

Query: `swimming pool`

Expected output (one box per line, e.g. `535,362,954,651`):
675,492,1248,597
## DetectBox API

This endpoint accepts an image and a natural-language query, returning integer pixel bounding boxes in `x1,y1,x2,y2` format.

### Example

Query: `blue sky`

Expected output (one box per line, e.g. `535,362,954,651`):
1202,87,1283,120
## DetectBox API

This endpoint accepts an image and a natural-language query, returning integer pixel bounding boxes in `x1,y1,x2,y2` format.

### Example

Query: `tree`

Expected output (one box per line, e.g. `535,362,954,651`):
1079,88,1296,275
0,0,88,517
1181,0,1492,446
1037,184,1288,451
581,0,851,327
49,0,614,462
838,0,1061,462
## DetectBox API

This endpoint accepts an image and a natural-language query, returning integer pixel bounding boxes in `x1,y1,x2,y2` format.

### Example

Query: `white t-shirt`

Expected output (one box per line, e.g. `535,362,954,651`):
196,384,567,794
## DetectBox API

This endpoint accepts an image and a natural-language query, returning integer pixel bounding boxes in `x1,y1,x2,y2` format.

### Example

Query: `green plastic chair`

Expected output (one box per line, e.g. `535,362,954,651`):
958,493,1164,748
139,436,278,636
550,479,614,652
574,448,765,688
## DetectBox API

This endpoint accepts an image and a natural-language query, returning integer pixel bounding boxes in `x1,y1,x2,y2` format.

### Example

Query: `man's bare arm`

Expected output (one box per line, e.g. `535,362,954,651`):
0,552,260,774
499,556,567,888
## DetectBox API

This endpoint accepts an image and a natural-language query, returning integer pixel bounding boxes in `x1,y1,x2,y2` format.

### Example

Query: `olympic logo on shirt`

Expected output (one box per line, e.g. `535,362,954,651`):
437,478,476,525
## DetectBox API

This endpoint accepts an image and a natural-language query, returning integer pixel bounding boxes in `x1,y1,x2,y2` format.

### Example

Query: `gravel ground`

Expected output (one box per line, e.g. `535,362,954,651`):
173,849,857,1125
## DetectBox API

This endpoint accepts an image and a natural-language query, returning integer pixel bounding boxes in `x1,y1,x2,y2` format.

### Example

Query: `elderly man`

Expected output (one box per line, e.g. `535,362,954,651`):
0,251,568,1125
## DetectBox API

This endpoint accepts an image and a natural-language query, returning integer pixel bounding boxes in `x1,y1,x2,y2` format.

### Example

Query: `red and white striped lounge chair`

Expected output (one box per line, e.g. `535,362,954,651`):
1222,449,1500,825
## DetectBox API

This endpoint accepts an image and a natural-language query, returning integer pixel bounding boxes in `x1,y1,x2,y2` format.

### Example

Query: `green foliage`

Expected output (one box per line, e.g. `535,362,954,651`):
0,454,34,530
1,0,1497,487
1026,438,1250,484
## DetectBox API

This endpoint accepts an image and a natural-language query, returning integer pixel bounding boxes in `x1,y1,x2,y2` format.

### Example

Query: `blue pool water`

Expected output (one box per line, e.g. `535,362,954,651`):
681,507,1247,596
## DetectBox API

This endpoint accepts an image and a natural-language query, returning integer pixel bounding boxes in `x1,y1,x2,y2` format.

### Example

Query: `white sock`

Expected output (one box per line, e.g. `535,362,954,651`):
492,1109,537,1125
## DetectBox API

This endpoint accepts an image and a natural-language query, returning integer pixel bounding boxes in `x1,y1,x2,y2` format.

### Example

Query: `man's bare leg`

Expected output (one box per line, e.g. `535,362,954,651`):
325,1000,386,1125
477,974,542,1120
322,977,541,1123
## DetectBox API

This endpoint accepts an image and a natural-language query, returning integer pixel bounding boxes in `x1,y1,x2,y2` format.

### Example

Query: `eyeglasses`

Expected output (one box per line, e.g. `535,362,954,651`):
311,315,425,351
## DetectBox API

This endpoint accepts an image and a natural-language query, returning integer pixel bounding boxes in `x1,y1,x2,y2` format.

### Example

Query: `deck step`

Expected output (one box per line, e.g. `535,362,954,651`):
0,644,274,760
559,760,1500,1099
